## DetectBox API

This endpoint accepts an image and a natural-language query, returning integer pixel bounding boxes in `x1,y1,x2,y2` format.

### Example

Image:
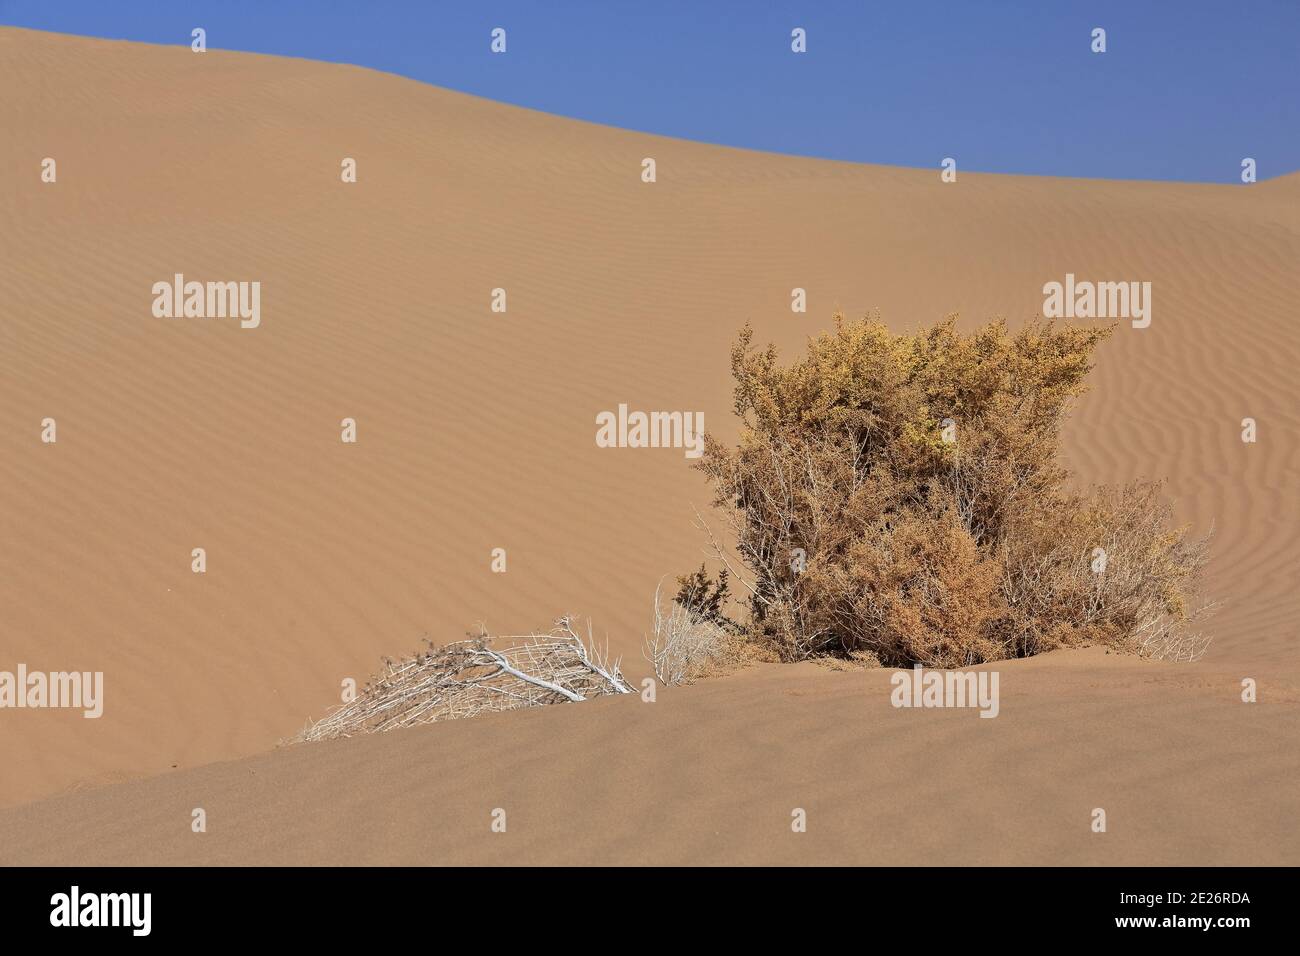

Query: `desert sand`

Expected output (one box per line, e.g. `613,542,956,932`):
0,27,1296,865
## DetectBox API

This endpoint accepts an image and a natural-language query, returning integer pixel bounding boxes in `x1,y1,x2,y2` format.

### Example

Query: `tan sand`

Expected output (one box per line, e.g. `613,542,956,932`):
0,27,1296,864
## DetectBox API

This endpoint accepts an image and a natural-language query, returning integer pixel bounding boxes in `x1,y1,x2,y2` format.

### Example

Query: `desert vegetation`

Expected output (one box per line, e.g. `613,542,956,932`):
686,312,1213,668
294,617,632,741
297,311,1215,742
296,312,1217,740
642,568,739,685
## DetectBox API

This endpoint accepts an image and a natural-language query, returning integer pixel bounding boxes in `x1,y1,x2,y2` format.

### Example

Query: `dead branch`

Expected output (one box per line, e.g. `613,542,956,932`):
292,616,632,742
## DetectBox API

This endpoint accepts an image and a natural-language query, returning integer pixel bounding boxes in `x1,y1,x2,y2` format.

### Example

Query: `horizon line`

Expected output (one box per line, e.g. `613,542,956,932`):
6,23,1298,188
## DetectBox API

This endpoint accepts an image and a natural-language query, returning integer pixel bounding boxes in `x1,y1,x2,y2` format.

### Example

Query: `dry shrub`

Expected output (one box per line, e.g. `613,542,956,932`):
644,578,734,685
696,312,1213,667
293,617,632,741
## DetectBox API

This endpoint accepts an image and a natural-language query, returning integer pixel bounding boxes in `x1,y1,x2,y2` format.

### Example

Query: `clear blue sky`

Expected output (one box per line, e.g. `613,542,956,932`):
4,0,1297,182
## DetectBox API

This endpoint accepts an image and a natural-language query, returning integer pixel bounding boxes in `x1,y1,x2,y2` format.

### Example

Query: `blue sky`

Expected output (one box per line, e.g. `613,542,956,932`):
3,0,1297,182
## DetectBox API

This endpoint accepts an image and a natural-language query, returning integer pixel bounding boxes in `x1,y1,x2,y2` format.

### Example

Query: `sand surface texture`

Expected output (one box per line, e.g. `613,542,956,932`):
1,28,1296,864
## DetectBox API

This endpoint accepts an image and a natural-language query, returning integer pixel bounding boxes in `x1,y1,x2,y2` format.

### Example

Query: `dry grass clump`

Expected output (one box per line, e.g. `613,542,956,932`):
294,616,632,742
693,312,1214,667
643,578,733,686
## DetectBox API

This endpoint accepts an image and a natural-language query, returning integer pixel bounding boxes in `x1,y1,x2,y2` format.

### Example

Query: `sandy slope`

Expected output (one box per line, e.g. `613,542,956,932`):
2,649,1298,866
0,28,1297,863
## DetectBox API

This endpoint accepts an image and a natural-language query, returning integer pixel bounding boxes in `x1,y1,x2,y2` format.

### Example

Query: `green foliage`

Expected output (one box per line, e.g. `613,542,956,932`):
673,564,737,633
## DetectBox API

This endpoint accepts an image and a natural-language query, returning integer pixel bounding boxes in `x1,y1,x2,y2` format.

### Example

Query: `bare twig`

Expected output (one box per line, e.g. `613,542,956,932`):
291,617,633,742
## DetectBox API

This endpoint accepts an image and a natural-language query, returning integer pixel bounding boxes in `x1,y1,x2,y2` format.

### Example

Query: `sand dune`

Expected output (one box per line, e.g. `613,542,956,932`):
4,650,1298,866
0,28,1297,863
